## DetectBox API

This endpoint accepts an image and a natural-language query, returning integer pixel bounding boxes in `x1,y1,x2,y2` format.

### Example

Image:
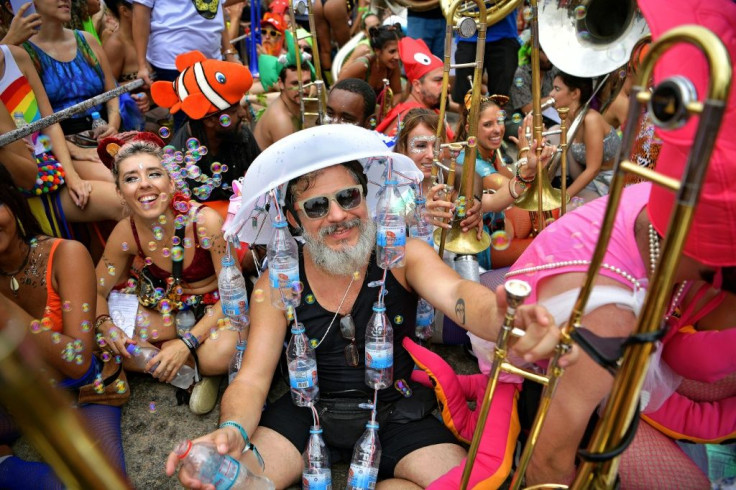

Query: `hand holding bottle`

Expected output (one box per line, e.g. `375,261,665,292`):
146,339,192,384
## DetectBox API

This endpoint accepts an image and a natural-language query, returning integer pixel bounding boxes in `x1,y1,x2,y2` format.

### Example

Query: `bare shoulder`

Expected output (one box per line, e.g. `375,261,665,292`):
106,217,138,255
8,44,32,68
103,31,124,51
195,205,225,231
54,238,92,262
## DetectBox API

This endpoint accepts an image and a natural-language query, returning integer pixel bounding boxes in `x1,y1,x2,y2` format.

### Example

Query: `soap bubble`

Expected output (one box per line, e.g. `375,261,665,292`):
186,138,200,151
490,230,511,251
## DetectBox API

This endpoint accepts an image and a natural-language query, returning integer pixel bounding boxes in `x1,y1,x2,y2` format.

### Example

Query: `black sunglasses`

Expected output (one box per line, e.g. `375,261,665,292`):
339,314,359,367
295,185,363,219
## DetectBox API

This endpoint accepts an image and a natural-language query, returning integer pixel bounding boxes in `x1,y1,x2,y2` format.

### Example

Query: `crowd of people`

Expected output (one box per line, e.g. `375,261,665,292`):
0,0,734,488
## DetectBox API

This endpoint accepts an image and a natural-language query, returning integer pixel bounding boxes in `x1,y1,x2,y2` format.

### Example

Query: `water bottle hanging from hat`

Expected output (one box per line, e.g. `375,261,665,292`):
375,179,406,270
268,219,301,310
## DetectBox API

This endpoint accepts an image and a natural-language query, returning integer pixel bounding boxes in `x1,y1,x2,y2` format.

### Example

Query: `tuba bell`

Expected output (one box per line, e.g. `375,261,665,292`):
516,0,650,230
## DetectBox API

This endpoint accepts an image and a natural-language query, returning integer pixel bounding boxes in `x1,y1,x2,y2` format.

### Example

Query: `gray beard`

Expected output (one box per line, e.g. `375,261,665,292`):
303,218,376,276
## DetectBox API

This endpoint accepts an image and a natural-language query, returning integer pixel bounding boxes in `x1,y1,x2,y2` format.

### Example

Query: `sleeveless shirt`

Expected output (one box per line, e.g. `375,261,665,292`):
289,245,418,403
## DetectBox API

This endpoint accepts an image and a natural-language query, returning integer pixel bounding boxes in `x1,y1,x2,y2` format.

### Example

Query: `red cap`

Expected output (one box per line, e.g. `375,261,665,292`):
399,37,443,84
641,0,736,266
261,12,285,33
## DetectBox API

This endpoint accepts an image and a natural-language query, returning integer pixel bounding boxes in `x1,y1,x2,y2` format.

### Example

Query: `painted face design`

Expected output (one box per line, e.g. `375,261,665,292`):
409,135,436,154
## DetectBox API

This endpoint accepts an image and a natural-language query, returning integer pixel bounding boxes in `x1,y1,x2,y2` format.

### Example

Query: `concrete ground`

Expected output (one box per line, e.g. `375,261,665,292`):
13,343,480,489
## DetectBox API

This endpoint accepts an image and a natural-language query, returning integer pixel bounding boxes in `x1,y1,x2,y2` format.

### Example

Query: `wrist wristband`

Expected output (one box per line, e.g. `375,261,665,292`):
219,421,265,469
180,334,199,351
179,334,201,382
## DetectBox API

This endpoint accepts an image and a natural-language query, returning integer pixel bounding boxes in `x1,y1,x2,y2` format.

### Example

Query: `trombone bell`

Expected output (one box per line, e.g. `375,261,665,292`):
513,172,567,212
433,226,491,255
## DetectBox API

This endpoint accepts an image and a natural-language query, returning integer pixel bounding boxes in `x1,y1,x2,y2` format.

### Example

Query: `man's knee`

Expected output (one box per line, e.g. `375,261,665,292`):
393,443,466,487
251,426,303,488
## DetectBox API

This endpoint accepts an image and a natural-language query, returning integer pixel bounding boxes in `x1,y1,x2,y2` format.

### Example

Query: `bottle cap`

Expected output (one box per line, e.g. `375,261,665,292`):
125,343,139,355
372,303,386,313
91,111,101,119
236,341,246,351
384,179,398,186
221,255,235,267
175,440,193,459
291,322,305,334
273,220,288,229
309,426,323,434
366,422,379,429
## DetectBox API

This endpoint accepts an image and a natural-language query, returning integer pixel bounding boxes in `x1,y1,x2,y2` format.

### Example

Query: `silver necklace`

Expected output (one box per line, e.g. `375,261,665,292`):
311,274,357,349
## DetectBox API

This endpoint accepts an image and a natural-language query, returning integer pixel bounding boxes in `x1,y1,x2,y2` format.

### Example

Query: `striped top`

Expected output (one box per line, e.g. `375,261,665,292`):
0,44,44,155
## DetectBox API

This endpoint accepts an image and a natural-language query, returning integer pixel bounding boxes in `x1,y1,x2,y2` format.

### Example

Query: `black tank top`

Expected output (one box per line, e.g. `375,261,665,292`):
289,245,419,403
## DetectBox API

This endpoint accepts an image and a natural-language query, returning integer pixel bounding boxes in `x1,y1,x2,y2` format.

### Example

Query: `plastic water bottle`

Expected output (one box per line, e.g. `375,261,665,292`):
375,180,406,270
126,343,194,389
90,111,107,130
218,255,250,331
302,425,331,489
287,323,319,406
175,305,196,337
408,197,434,248
174,440,275,490
12,111,34,147
346,422,381,490
228,340,246,384
267,220,301,310
415,298,434,342
365,302,393,390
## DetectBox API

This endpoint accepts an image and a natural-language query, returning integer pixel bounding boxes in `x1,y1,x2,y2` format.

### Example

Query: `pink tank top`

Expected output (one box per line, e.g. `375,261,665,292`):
507,183,651,302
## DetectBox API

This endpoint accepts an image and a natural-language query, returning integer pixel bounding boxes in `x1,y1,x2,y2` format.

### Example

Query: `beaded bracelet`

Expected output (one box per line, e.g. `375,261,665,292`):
219,421,265,469
516,160,535,184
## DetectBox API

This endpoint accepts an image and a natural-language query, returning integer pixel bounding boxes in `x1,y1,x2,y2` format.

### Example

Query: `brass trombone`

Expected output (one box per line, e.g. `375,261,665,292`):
431,0,491,259
462,24,732,490
288,0,327,127
571,25,731,487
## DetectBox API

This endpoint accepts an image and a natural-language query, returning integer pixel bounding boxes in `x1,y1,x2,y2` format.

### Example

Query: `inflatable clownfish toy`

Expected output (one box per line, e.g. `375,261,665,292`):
151,50,253,120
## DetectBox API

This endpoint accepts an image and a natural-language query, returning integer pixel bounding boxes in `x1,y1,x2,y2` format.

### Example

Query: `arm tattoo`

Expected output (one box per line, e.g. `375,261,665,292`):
455,298,466,325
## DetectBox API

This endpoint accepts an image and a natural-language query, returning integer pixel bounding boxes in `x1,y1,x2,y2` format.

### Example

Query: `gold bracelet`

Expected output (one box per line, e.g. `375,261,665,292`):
94,314,112,332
